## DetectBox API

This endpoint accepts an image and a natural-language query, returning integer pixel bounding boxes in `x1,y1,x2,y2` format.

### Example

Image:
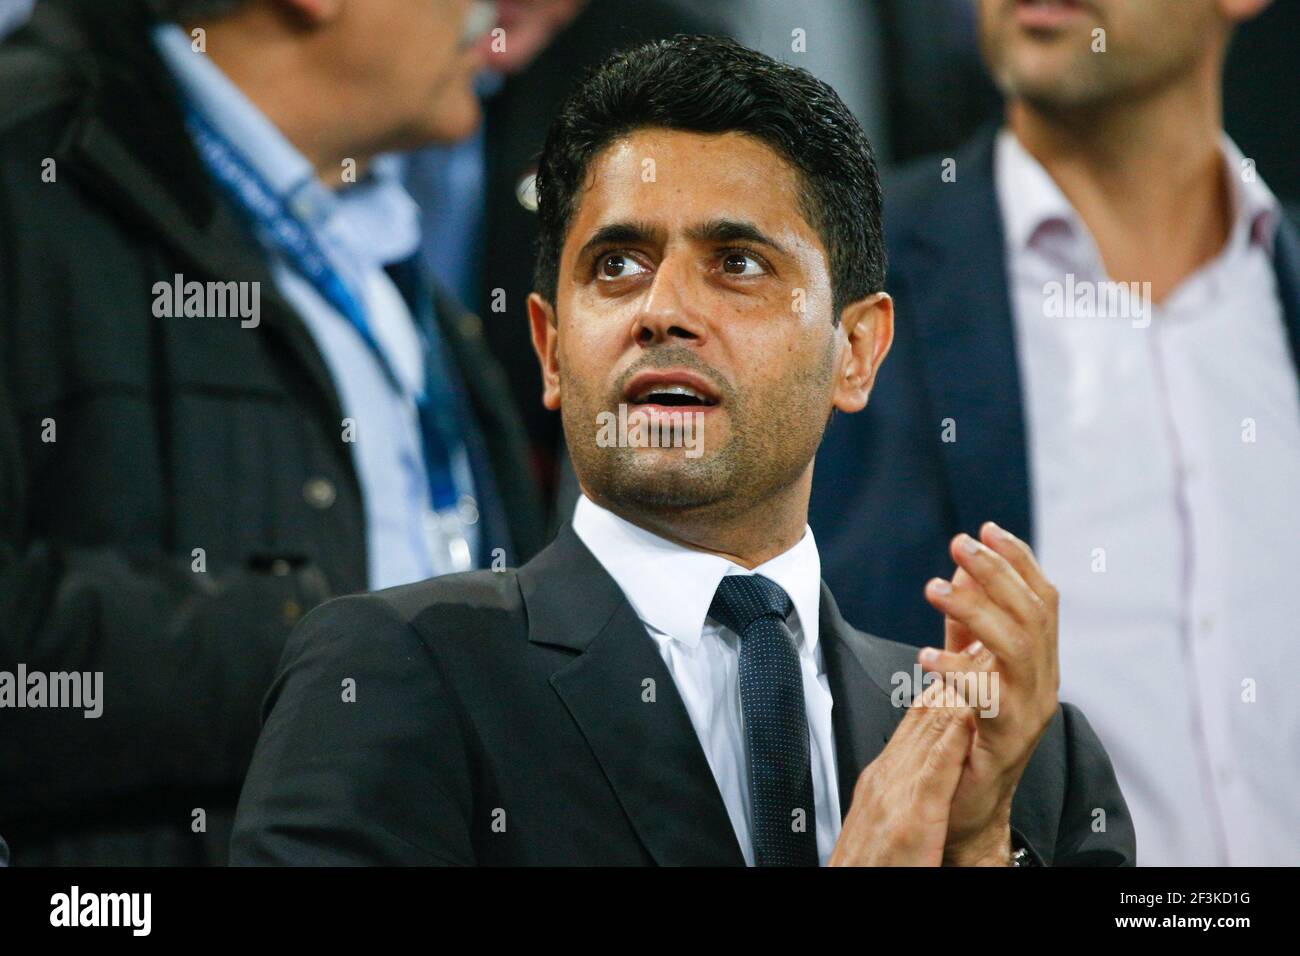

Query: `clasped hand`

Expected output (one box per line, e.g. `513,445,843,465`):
829,522,1059,866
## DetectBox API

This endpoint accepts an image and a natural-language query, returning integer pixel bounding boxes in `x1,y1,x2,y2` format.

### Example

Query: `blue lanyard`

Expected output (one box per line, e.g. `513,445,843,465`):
185,106,464,512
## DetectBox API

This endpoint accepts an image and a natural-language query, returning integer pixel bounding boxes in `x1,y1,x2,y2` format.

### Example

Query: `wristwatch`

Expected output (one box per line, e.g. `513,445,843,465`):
1010,845,1036,867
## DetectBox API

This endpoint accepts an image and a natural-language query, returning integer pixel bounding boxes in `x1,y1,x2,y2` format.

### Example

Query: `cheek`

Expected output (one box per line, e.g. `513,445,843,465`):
560,282,636,349
731,321,832,393
557,314,622,391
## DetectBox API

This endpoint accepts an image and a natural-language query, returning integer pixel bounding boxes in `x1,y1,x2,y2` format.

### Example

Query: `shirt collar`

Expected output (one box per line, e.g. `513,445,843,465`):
571,495,823,657
152,24,420,269
995,127,1084,254
1219,135,1282,257
995,127,1281,258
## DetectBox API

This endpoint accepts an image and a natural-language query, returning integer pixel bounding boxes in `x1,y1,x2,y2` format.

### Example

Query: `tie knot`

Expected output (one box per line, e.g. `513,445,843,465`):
709,574,793,635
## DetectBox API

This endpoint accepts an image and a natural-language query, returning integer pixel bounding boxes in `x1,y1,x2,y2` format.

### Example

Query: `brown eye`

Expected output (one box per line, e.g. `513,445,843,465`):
721,252,763,276
597,254,648,280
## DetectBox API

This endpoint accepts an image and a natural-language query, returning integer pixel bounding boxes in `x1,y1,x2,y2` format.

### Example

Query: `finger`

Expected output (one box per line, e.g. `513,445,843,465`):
919,690,976,800
890,671,947,748
949,532,1046,630
943,567,979,653
918,638,996,677
981,522,1060,685
979,521,1059,614
917,641,1001,721
914,673,975,726
898,672,970,747
924,573,1025,666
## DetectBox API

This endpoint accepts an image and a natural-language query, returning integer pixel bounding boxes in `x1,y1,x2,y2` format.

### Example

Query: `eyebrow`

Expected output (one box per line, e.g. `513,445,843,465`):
575,220,666,264
574,217,791,264
685,218,790,257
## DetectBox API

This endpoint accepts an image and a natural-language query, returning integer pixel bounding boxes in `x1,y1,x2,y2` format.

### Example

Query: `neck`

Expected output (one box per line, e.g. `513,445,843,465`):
195,17,377,185
582,472,812,570
1008,61,1230,301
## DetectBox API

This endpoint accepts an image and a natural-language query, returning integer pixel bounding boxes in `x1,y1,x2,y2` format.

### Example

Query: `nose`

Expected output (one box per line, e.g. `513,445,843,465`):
630,255,707,349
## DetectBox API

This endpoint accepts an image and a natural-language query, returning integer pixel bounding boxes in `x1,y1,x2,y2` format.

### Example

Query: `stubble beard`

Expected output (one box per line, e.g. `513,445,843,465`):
562,343,834,524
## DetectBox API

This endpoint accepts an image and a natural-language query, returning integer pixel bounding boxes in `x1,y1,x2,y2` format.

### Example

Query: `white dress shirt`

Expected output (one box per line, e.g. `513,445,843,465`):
571,495,842,865
997,129,1299,865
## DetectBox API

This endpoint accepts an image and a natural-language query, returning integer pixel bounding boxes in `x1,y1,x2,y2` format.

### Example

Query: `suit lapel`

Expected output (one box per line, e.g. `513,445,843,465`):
895,128,1034,544
518,527,745,865
820,584,906,816
519,533,921,854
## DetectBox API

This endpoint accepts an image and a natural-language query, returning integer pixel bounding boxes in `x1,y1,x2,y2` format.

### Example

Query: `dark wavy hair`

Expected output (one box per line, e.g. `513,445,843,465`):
532,34,885,323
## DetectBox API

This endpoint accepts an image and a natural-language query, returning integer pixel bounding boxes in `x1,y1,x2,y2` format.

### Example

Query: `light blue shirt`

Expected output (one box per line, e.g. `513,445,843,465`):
154,25,478,588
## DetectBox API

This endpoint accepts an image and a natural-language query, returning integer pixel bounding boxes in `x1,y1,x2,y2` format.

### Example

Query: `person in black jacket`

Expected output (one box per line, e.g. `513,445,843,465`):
0,0,543,864
232,35,1135,867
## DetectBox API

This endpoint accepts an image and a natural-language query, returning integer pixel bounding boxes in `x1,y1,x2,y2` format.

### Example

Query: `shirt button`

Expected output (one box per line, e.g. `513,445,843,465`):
1199,613,1215,636
1216,765,1233,786
303,476,337,510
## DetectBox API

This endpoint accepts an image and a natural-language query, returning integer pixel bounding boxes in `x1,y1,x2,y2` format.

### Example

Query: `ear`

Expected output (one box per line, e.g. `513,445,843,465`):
280,0,344,24
831,292,894,414
528,292,563,411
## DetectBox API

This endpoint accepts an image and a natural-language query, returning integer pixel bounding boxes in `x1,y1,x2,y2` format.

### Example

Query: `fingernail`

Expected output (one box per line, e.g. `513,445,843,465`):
920,647,940,664
930,578,953,595
960,535,980,555
966,640,984,657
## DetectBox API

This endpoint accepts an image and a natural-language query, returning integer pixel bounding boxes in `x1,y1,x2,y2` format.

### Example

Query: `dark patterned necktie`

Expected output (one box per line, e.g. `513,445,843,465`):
709,574,818,866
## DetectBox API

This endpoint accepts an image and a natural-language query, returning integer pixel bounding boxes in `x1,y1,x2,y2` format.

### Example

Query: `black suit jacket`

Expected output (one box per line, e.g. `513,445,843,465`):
231,524,1135,866
0,0,543,864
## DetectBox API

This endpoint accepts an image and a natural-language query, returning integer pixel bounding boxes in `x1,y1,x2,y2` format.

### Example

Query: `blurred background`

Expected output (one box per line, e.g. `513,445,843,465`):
1,0,1296,868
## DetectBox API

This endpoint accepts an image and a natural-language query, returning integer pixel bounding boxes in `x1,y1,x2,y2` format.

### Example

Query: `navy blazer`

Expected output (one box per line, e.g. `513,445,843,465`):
810,128,1300,645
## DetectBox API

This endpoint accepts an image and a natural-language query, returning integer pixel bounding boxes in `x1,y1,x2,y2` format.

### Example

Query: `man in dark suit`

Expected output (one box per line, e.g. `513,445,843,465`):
0,0,542,864
810,0,1298,865
232,35,1134,866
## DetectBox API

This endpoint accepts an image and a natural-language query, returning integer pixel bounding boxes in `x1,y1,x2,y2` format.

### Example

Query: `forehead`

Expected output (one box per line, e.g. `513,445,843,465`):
563,128,823,254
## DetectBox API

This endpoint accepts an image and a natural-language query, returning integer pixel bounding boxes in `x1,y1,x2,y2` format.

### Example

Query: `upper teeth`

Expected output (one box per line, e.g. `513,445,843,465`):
636,384,706,402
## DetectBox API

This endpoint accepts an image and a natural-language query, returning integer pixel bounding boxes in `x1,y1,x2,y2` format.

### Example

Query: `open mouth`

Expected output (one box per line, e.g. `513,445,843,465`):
631,385,716,408
623,370,721,410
